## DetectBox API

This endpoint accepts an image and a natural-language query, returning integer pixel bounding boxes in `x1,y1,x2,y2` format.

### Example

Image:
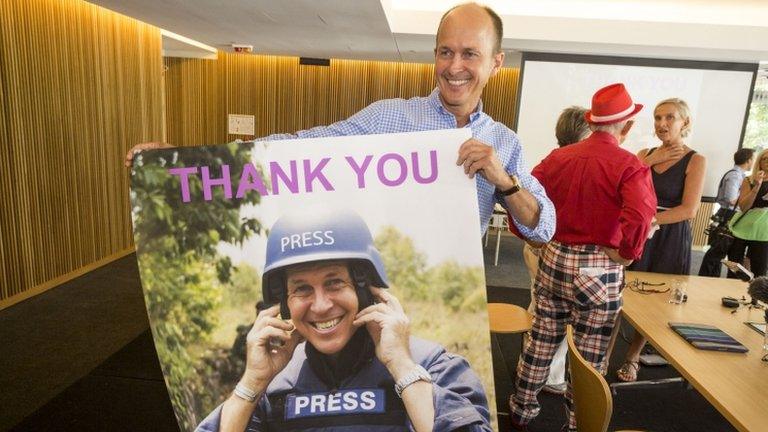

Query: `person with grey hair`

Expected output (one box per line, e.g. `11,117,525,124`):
617,97,707,382
509,83,656,431
521,105,589,395
554,106,590,148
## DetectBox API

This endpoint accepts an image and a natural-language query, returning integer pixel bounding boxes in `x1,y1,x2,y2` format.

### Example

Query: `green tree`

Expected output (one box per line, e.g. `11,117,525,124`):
131,142,264,430
225,263,262,308
744,78,768,150
744,103,768,150
427,261,485,312
374,226,429,300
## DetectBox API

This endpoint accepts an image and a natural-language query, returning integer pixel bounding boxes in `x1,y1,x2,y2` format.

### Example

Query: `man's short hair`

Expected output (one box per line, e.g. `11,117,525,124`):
734,148,755,166
555,106,590,147
436,3,503,54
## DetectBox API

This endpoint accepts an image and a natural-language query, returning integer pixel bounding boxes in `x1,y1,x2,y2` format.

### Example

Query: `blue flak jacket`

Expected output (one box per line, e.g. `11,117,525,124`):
196,336,492,431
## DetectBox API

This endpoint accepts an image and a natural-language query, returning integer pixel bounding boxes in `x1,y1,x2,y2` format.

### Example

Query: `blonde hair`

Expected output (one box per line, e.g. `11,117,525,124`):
655,98,692,138
749,148,768,184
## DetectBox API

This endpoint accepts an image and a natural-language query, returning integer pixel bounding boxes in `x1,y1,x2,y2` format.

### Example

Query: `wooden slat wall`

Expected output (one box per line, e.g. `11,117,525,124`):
164,52,520,146
692,202,715,248
0,0,164,309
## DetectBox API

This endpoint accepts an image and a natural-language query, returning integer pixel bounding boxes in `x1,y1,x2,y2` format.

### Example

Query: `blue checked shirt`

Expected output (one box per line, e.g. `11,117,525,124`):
257,88,555,241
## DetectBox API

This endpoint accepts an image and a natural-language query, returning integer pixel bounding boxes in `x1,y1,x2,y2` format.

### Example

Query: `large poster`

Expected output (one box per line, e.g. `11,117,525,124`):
130,129,495,431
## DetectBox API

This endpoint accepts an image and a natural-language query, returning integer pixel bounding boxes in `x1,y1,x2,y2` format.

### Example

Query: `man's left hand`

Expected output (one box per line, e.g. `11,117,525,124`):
353,288,414,379
456,138,511,189
601,247,633,266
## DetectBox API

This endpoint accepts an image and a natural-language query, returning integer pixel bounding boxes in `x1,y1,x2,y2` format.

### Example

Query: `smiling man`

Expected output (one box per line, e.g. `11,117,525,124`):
196,209,491,432
126,2,554,242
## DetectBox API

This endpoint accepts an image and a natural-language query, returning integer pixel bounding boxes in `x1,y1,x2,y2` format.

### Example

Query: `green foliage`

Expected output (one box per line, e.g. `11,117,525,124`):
374,226,429,300
224,264,262,308
744,103,768,151
744,79,768,151
428,261,486,312
373,226,485,311
131,142,265,431
140,251,221,428
131,142,264,264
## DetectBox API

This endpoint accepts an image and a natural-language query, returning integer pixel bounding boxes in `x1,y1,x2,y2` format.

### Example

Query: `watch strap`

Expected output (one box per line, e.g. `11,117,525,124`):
394,365,432,398
496,174,521,196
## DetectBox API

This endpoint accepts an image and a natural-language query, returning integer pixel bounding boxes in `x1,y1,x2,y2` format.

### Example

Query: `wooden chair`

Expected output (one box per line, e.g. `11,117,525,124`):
487,303,533,419
487,303,533,334
566,325,642,432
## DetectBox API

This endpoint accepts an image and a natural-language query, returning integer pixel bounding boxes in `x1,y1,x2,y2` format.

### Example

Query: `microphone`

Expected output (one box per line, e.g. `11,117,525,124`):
747,277,768,307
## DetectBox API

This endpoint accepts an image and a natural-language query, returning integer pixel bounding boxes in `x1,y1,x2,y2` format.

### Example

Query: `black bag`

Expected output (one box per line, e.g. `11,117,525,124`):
704,168,740,250
705,224,736,256
699,209,749,277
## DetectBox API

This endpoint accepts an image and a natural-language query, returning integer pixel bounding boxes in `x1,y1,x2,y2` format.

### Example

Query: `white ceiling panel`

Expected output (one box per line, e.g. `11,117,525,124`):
87,0,768,65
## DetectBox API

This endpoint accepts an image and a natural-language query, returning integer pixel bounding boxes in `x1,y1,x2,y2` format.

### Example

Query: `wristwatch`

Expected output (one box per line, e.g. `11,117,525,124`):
496,174,521,196
394,365,433,398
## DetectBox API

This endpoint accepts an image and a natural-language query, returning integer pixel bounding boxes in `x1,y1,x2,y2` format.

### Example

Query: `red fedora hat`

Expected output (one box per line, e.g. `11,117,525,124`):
584,83,643,125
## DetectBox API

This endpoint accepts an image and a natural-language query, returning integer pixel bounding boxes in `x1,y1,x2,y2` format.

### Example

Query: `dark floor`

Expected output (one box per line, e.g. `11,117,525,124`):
1,235,736,432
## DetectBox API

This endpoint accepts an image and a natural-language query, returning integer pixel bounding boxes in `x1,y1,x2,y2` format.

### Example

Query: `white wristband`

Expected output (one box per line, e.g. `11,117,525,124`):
233,382,258,403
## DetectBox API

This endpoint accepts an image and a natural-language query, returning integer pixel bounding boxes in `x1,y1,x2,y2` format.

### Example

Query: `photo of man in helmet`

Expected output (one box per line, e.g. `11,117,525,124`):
196,209,491,432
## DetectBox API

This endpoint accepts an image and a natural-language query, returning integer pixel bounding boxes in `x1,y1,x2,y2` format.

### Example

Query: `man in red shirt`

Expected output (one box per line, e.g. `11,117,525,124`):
508,83,657,431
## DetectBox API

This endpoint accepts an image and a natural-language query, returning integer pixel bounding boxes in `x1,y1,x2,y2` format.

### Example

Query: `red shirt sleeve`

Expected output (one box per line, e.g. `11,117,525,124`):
530,158,546,186
618,164,658,260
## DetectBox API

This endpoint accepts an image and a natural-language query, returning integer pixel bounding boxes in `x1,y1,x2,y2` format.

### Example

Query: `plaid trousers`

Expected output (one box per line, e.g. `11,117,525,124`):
509,241,624,431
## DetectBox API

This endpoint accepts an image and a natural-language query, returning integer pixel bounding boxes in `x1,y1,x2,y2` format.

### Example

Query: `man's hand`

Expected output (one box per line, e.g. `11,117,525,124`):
456,138,512,189
239,305,303,392
353,288,414,379
644,145,684,166
124,142,172,167
601,247,633,266
457,138,543,230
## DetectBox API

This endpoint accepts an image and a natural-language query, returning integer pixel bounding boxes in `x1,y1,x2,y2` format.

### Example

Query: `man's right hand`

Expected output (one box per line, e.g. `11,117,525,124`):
601,247,633,266
124,142,173,167
239,305,303,393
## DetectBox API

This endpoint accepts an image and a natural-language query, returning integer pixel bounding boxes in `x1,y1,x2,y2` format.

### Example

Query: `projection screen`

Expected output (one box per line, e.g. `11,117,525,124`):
515,53,757,199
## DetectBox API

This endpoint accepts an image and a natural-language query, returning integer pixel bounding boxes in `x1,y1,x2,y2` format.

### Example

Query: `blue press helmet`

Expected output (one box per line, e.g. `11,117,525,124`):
262,209,389,317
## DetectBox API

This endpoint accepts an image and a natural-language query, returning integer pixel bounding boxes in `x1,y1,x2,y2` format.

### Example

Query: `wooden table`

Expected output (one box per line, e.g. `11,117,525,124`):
623,271,768,432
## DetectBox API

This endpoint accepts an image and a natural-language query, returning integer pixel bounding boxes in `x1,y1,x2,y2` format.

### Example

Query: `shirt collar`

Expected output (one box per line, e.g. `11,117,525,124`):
305,328,375,389
428,87,485,124
589,130,620,146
